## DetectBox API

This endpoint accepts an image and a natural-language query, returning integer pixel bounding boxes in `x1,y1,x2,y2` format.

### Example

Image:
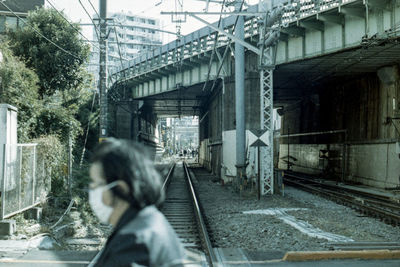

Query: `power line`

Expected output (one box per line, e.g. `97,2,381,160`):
78,0,99,40
130,0,165,17
79,89,98,167
45,0,100,50
0,1,82,60
87,0,100,19
112,25,126,68
202,0,227,91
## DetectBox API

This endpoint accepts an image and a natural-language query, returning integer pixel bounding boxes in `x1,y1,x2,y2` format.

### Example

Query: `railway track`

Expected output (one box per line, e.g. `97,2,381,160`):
283,171,400,226
160,161,218,266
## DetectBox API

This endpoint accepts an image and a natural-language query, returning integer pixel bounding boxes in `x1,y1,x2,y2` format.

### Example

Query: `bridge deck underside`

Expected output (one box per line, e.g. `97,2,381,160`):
139,82,215,117
275,40,400,106
136,40,400,116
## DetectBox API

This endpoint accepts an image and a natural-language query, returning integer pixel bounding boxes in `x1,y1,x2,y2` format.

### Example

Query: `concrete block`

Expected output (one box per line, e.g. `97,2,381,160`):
0,219,16,235
24,207,42,221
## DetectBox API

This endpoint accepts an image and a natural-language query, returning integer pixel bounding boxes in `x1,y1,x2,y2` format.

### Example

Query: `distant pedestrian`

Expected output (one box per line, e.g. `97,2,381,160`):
87,138,185,267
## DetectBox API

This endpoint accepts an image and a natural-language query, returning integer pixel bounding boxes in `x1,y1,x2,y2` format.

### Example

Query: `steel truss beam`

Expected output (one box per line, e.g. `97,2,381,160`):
257,0,284,195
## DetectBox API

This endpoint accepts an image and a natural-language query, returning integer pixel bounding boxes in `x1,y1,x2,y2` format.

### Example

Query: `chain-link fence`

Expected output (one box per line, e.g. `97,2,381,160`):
1,144,47,220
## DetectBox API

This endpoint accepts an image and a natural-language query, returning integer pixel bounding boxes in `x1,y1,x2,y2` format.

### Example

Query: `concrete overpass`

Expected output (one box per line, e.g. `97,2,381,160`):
108,0,400,192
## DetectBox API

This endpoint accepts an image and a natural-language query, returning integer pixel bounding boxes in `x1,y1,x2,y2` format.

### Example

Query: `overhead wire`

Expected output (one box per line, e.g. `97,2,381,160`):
130,0,167,17
45,0,100,50
201,0,227,91
78,0,100,40
87,0,100,19
112,23,131,100
203,0,245,92
79,90,98,167
0,1,83,60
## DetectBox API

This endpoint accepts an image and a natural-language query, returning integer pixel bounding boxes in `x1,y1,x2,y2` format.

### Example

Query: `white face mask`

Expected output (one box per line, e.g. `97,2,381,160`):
89,181,118,224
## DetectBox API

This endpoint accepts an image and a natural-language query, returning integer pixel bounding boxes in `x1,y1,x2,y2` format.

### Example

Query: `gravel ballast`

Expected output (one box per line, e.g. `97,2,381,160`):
191,167,400,252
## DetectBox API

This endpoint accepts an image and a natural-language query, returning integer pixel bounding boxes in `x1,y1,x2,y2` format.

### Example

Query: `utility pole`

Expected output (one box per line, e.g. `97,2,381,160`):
235,0,246,190
99,0,108,141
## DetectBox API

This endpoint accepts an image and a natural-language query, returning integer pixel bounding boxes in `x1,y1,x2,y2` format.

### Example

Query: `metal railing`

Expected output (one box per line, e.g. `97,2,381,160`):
110,0,360,85
1,144,47,220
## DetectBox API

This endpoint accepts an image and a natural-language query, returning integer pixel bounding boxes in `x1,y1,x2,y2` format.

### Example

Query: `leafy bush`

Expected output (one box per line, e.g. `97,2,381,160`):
0,42,40,142
35,106,82,146
32,135,67,197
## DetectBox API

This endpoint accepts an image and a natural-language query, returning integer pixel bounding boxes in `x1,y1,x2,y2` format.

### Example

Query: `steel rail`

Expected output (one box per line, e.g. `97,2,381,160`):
283,174,400,225
284,172,400,209
183,161,218,266
162,162,176,191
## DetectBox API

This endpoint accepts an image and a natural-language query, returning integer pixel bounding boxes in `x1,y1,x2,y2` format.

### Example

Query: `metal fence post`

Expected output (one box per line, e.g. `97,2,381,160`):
32,145,36,205
1,144,7,220
18,146,22,210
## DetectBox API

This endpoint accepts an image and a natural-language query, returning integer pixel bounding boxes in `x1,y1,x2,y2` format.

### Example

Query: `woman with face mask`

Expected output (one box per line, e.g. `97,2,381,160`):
87,138,185,267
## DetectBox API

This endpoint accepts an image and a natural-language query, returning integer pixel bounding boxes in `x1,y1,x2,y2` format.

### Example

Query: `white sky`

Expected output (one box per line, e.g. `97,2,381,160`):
49,0,249,44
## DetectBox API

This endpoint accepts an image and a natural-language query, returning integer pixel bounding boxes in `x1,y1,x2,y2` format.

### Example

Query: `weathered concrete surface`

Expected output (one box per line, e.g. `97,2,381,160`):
199,66,261,179
110,100,159,146
0,104,18,193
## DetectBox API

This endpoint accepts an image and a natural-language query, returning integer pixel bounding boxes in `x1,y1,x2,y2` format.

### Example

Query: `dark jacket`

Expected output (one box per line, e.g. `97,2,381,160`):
90,205,185,267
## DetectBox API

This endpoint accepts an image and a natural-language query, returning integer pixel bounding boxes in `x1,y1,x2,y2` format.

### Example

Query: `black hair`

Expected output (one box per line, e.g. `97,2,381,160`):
90,138,164,209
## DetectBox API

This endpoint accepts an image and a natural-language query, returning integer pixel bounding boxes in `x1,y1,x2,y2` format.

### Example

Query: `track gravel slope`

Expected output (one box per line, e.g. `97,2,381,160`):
191,167,400,252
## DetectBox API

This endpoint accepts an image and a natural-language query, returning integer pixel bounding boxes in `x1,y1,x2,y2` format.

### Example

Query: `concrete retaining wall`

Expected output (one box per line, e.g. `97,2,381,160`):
278,142,400,189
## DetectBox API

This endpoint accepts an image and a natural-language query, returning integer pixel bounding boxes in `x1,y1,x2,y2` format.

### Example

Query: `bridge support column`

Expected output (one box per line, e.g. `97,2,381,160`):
235,0,246,190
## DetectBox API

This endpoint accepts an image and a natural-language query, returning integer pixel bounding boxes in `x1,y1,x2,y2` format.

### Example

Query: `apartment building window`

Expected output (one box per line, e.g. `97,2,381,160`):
5,16,17,28
0,16,5,32
0,16,20,32
148,19,155,25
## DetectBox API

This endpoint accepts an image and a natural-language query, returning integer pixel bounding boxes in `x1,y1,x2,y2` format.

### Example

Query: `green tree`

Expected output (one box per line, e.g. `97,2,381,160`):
7,7,94,146
7,7,91,98
0,42,40,142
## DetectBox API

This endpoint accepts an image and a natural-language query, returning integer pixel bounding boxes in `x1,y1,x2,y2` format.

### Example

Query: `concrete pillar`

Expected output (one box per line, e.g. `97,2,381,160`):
0,104,17,188
235,0,246,187
377,65,400,139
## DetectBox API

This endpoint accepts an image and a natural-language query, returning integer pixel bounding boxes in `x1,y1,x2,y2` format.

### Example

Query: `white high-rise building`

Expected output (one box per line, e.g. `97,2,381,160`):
88,12,162,85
